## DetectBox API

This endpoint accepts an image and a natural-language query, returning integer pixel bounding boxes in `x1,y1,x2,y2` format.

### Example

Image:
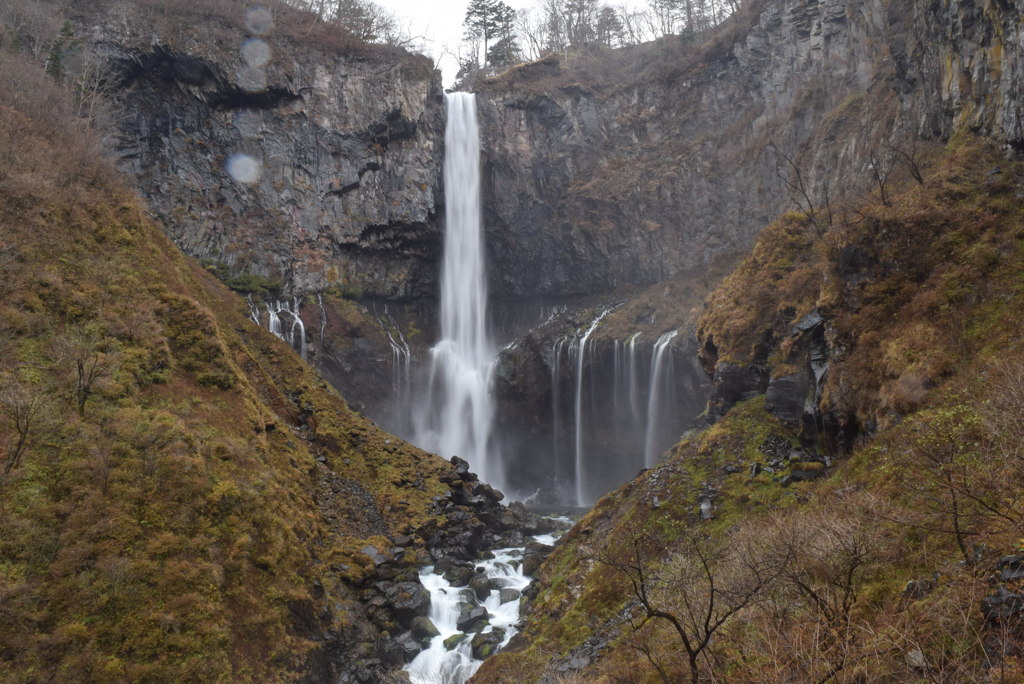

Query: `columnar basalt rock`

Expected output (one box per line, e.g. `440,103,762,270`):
475,0,1024,300
79,3,447,300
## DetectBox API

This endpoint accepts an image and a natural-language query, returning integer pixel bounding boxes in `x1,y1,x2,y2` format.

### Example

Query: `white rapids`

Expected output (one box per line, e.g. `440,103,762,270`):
404,545,535,684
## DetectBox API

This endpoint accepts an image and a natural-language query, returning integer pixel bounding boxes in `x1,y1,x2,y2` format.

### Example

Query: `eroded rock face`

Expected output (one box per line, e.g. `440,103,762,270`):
81,4,446,300
475,0,1024,300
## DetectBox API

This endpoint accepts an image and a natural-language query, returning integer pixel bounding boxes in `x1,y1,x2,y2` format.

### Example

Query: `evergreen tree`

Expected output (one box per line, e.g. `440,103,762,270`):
464,0,517,67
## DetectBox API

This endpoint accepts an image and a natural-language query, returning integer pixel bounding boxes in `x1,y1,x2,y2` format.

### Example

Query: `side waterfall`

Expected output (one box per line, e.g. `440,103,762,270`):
550,328,684,503
414,93,500,488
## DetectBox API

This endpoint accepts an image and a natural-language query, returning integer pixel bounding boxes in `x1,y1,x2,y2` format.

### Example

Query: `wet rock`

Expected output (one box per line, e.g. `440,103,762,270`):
707,362,768,421
444,566,474,588
385,582,431,623
470,571,492,601
411,616,440,640
997,554,1024,582
499,587,521,604
521,541,554,576
444,633,468,651
456,604,490,632
471,628,507,659
451,456,471,476
981,586,1024,623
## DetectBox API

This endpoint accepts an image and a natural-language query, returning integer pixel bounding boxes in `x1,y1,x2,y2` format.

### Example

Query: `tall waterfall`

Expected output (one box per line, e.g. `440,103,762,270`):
414,93,500,487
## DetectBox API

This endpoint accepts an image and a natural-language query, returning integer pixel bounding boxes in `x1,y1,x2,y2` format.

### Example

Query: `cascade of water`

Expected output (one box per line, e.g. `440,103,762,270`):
414,93,499,487
379,306,412,400
627,332,643,431
551,337,566,482
287,297,307,361
404,542,541,684
317,292,327,350
574,309,611,506
257,299,308,361
644,330,679,467
266,301,282,338
246,294,261,325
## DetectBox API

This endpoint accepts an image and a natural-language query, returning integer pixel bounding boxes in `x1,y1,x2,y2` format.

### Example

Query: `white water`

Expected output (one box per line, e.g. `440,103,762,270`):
644,330,679,467
249,296,308,361
414,93,500,488
404,546,533,684
548,327,685,498
573,309,612,506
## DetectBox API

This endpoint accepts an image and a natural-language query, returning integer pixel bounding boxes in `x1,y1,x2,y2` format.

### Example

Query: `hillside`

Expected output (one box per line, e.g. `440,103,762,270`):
0,49,524,683
474,133,1024,682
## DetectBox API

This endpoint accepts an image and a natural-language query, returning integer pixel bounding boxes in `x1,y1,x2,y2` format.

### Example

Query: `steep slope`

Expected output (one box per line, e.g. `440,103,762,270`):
0,51,523,683
474,134,1024,683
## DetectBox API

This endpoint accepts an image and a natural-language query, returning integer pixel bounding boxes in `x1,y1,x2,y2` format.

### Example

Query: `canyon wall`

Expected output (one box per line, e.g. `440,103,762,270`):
475,0,1024,299
81,2,446,300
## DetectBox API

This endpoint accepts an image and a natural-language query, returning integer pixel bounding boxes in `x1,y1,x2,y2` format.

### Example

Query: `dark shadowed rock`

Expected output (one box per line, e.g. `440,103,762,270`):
471,628,507,659
456,604,490,633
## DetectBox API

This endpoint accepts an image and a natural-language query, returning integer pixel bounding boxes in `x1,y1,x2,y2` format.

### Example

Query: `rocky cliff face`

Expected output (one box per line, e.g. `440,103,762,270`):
79,2,446,300
475,0,1024,300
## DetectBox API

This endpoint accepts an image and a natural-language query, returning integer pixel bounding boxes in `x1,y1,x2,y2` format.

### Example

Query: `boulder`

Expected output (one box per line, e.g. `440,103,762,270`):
471,628,507,659
470,571,492,601
499,587,521,604
443,565,474,587
444,633,468,651
385,581,431,623
411,616,440,640
456,604,490,632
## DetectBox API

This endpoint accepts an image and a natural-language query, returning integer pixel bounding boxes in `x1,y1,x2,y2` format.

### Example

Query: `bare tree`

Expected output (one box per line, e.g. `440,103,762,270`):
770,140,834,238
868,149,899,206
598,526,782,683
0,375,44,485
56,326,119,417
888,137,925,185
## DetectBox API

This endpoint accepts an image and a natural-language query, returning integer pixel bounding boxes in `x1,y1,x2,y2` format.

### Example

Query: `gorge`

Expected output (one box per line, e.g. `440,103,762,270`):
2,0,1024,682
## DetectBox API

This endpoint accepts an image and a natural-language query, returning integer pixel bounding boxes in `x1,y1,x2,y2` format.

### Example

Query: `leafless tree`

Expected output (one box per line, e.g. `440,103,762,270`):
770,140,834,237
0,375,44,485
598,526,783,684
56,326,119,417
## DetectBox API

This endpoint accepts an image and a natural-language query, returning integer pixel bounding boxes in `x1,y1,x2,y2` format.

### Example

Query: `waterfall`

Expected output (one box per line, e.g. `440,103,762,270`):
317,292,327,349
414,93,500,487
573,309,611,506
644,330,678,467
250,296,307,361
378,305,412,405
551,337,566,483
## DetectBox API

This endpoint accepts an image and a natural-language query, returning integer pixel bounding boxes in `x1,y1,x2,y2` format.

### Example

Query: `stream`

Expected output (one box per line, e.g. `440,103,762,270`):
404,533,558,684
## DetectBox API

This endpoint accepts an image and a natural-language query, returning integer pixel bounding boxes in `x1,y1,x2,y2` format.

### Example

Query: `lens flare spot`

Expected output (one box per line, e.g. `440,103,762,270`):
242,38,271,67
244,7,274,36
226,153,262,184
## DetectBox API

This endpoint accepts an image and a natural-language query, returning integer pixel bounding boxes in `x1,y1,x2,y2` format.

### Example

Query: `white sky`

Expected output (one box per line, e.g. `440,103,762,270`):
375,0,650,86
375,0,537,86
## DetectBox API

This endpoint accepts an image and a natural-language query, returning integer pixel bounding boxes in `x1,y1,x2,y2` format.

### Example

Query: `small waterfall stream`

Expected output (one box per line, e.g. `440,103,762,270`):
550,326,687,505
